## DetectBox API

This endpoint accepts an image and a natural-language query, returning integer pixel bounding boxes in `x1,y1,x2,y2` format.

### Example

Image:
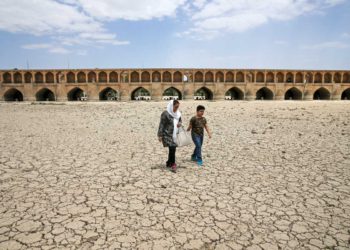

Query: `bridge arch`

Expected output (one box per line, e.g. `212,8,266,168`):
195,72,204,82
173,71,182,82
14,72,22,83
225,71,234,82
256,87,274,100
152,71,161,82
236,72,244,82
109,71,118,82
194,87,213,100
99,87,118,101
163,71,171,82
285,87,302,100
4,88,23,101
341,88,350,100
131,87,151,100
46,72,54,83
67,87,85,101
162,87,182,100
313,87,330,100
141,71,150,82
225,87,244,100
24,72,32,83
36,88,55,101
77,72,86,83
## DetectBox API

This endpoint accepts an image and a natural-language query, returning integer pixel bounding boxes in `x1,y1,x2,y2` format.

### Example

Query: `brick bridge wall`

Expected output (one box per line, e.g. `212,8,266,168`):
0,68,349,101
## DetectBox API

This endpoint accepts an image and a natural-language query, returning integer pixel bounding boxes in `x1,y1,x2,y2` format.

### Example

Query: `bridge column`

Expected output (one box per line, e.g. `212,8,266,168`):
87,84,99,101
183,83,194,100
244,83,255,101
119,86,131,101
56,83,68,101
151,83,162,101
332,84,342,100
214,82,225,100
303,87,314,100
23,84,35,101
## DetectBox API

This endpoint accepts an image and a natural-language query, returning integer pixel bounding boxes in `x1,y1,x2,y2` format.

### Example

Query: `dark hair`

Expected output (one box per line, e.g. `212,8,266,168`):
197,105,205,112
173,100,180,105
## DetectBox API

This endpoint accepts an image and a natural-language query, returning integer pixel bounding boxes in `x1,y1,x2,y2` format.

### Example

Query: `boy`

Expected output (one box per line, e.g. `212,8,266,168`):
187,105,211,166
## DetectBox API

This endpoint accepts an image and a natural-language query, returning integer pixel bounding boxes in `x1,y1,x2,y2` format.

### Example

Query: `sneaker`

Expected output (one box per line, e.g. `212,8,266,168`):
191,155,197,161
197,160,203,166
166,162,171,168
171,163,177,173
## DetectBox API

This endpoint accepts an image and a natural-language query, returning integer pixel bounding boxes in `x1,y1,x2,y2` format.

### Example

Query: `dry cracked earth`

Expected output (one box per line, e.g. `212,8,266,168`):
0,101,349,250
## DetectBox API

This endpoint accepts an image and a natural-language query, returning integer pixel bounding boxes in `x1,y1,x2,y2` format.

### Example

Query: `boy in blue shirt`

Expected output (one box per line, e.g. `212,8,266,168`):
187,105,211,166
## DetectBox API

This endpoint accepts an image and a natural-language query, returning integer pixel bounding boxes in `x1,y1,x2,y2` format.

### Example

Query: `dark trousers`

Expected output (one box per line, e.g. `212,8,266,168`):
167,146,176,166
191,133,203,161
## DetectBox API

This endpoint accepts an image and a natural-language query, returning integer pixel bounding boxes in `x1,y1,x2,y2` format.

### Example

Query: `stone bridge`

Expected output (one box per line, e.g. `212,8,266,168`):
1,68,349,101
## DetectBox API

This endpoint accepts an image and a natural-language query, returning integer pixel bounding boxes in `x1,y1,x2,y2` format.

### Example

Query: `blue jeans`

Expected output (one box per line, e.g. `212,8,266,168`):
191,133,203,161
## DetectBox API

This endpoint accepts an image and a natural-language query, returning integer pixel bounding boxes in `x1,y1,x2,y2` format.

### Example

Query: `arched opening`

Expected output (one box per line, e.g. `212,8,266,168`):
99,87,118,101
305,73,313,83
67,87,85,101
205,72,214,82
285,87,302,100
131,87,151,101
226,72,234,82
173,71,182,82
46,72,54,83
314,73,322,83
131,71,140,82
324,73,332,83
313,87,330,100
276,72,284,83
225,87,244,100
141,71,150,82
266,72,274,83
256,87,274,100
14,72,22,83
36,88,55,101
184,72,193,82
3,72,12,83
35,72,43,83
88,72,96,83
256,72,264,82
236,72,244,82
194,87,213,100
152,71,161,82
77,72,86,83
216,71,224,82
162,87,182,100
195,72,203,82
163,71,171,82
110,72,118,82
67,72,75,83
4,88,23,101
25,72,32,83
295,73,303,83
286,73,294,83
334,73,341,83
120,71,129,83
341,88,350,100
343,73,350,83
99,72,107,83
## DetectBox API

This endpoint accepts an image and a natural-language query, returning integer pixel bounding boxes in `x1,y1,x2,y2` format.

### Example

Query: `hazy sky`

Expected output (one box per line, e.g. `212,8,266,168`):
0,0,349,70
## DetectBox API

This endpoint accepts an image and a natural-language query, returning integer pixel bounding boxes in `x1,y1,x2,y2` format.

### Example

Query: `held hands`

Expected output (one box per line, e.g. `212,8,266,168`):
177,122,182,128
158,137,162,142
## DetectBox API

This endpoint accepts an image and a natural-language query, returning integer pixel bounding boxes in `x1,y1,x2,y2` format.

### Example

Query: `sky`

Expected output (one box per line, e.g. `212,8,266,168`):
0,0,349,70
